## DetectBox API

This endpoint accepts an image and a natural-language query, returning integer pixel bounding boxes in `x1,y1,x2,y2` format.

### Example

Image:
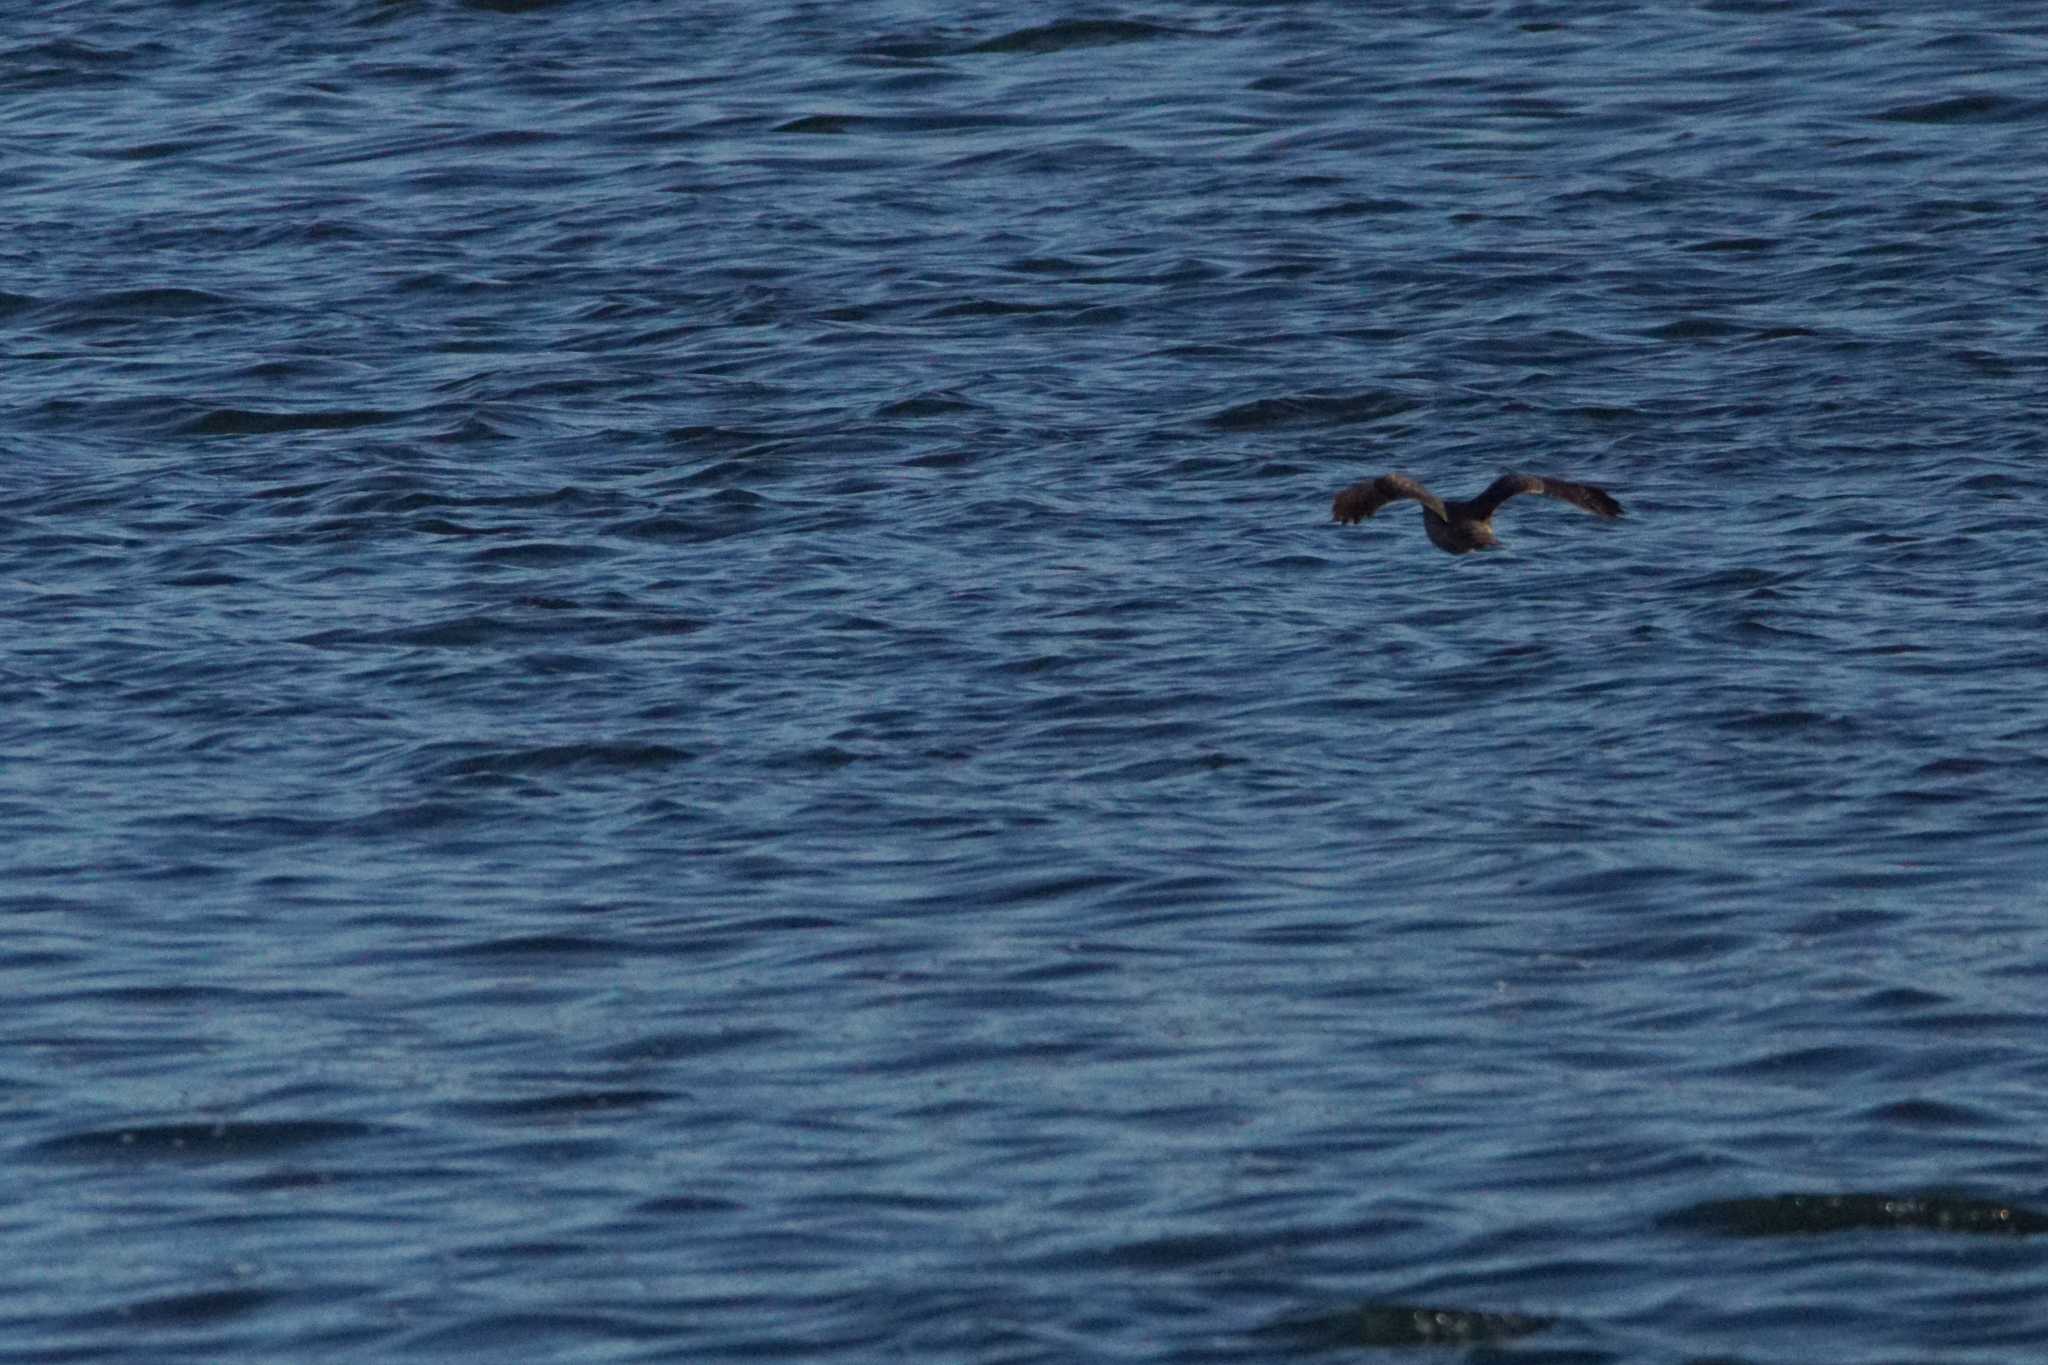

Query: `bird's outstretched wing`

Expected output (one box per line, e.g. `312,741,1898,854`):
1466,473,1623,521
1332,473,1445,524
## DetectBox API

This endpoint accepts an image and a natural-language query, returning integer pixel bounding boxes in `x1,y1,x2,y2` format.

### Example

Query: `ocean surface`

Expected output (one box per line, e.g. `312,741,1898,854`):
6,3,2048,1360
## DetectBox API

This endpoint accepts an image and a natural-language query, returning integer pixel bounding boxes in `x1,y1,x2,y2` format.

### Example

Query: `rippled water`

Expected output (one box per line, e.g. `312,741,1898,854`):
8,3,2048,1360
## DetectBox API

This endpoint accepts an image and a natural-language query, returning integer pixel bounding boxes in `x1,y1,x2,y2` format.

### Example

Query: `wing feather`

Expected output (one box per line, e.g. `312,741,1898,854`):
1332,473,1443,524
1468,473,1623,521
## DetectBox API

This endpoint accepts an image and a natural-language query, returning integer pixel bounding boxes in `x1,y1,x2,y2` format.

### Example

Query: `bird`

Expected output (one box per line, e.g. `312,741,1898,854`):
1331,472,1623,555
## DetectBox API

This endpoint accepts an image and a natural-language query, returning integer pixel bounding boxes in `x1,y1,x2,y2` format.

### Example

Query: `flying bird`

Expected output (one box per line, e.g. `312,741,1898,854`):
1331,472,1623,555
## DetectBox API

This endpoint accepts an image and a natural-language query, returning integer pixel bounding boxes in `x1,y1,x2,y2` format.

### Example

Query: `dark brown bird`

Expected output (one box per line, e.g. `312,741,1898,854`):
1331,472,1623,555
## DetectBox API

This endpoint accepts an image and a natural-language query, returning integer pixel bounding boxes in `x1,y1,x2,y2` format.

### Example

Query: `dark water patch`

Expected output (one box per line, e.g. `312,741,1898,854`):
902,448,971,468
429,933,619,962
622,610,714,639
58,286,242,318
1250,458,1312,480
1787,906,1907,938
12,1029,206,1064
1880,783,1991,809
1897,1009,2048,1040
1571,403,1643,422
30,1120,381,1163
765,744,868,771
968,19,1184,55
991,651,1079,676
1858,985,1949,1012
232,1168,348,1192
905,869,1130,912
0,37,142,90
432,413,518,443
855,32,956,62
1305,196,1418,219
78,982,325,1008
471,538,615,567
1869,92,2020,124
1714,709,1843,735
1264,1302,1555,1349
1724,618,1820,646
1002,955,1121,986
865,1032,1100,1075
412,516,506,538
427,742,695,779
297,615,523,649
603,1026,789,1064
873,390,979,419
775,113,861,135
99,138,206,162
1683,236,1778,253
1956,471,2034,496
314,481,450,516
1718,1042,1888,1082
1864,1098,1992,1128
708,913,846,936
1952,347,2021,375
1079,751,1244,784
79,1285,279,1328
1000,254,1098,277
929,296,1069,319
1744,324,1818,342
1646,316,1746,342
1109,1229,1254,1271
453,1089,676,1120
396,1309,684,1356
1664,1193,2048,1237
175,407,399,437
1234,916,1366,948
449,1239,592,1264
338,800,489,839
1803,864,1956,894
1205,389,1420,431
1914,752,1998,776
1056,300,1122,325
635,1192,747,1217
1575,930,1750,965
664,425,791,453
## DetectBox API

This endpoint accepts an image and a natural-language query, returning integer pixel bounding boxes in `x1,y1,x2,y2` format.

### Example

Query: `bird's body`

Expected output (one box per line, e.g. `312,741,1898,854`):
1331,472,1622,554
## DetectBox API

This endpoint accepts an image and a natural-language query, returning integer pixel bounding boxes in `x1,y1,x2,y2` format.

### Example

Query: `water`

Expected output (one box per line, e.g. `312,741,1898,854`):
6,3,2048,1359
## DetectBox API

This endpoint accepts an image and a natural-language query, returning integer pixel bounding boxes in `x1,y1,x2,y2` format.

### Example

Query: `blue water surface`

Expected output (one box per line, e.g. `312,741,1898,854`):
6,3,2048,1360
